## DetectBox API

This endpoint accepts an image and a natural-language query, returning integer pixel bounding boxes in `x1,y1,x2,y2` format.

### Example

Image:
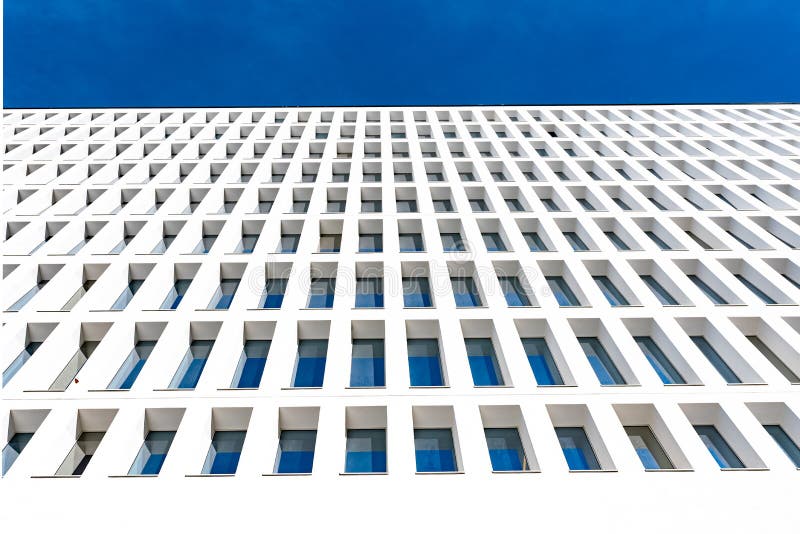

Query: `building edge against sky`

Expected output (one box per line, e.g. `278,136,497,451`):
2,104,800,532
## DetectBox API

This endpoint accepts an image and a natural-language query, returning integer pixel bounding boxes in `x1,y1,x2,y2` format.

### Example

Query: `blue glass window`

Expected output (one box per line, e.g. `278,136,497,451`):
161,279,192,310
3,341,42,386
292,339,327,387
624,426,674,470
634,336,685,385
355,277,384,308
408,338,444,387
564,232,589,251
262,278,288,309
465,338,503,386
498,276,531,306
169,340,214,389
593,276,630,306
194,234,217,254
238,234,259,254
690,336,741,384
579,337,626,385
688,274,728,304
556,427,601,471
110,279,144,310
231,340,270,388
764,425,800,468
2,432,34,475
359,233,383,252
128,431,176,475
546,276,581,306
275,430,317,474
640,275,679,305
211,278,240,309
735,274,777,304
441,233,466,252
485,428,529,471
399,233,424,252
345,429,387,473
694,425,744,469
482,232,507,252
349,339,385,387
108,340,157,389
202,431,246,475
414,428,457,472
279,234,300,253
307,277,336,308
523,232,548,251
451,277,483,307
403,277,432,307
521,338,564,386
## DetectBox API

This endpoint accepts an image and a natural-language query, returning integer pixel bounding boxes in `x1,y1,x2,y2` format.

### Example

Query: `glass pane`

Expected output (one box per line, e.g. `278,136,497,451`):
634,336,685,385
2,432,34,475
451,277,482,307
579,337,626,385
485,428,528,471
690,336,741,384
355,277,384,308
498,276,531,306
262,278,287,309
764,425,800,468
523,232,548,251
556,427,601,470
408,339,444,387
625,426,674,469
275,430,317,473
307,278,335,308
414,429,457,472
747,336,799,383
688,275,728,305
465,338,503,386
128,431,176,475
546,276,580,306
521,338,563,386
593,276,630,306
399,233,423,252
641,275,678,305
482,233,506,252
694,425,744,469
3,342,42,386
403,277,432,307
203,431,246,475
345,429,387,473
293,340,327,387
350,339,385,387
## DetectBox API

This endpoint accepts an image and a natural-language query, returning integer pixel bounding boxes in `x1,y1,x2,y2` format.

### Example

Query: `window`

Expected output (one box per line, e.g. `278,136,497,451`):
433,199,454,212
50,341,99,391
2,432,34,475
403,277,432,307
465,338,503,386
307,277,336,308
451,277,483,307
210,278,240,310
498,276,531,306
355,277,384,308
640,275,679,305
108,340,156,389
505,198,524,212
523,231,548,251
291,200,309,214
469,199,490,212
128,431,176,475
345,429,387,473
522,338,564,386
274,430,317,474
690,336,741,383
111,279,144,310
408,339,444,387
414,429,457,472
441,232,466,252
292,339,327,387
3,341,42,386
350,339,385,387
169,340,214,389
546,276,581,306
624,426,674,470
279,234,300,253
202,431,246,475
161,279,192,310
747,336,799,383
605,231,631,250
358,233,383,252
735,274,777,304
396,199,417,213
564,232,589,251
634,336,685,385
645,231,672,250
763,425,800,467
688,275,728,304
694,425,744,469
556,427,601,471
482,232,506,252
318,234,341,253
262,278,288,309
593,276,630,306
399,233,424,252
485,428,529,471
361,199,382,213
579,337,626,385
56,432,105,476
542,198,560,211
327,199,346,213
231,340,270,388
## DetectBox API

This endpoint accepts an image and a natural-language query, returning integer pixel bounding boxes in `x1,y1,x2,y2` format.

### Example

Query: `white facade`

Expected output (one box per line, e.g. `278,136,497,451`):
2,105,800,532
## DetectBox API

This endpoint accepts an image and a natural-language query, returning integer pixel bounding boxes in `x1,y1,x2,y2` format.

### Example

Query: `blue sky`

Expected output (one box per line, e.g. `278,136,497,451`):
4,0,800,108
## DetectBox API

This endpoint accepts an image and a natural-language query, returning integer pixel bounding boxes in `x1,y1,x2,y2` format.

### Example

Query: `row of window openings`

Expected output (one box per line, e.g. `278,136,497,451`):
5,413,800,477
7,322,799,392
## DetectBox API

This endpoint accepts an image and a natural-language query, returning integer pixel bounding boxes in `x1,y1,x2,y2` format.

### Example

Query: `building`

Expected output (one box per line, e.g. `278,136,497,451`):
2,105,800,532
